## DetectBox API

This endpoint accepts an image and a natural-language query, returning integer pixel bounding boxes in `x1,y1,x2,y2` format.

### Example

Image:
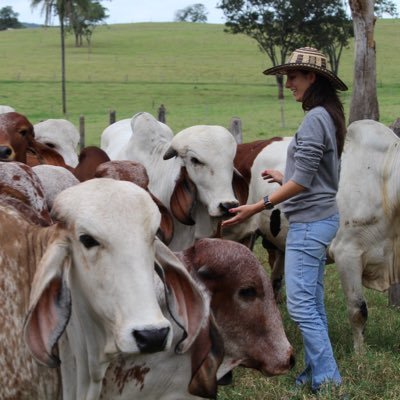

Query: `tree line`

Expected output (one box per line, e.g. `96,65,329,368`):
2,1,397,122
0,1,108,47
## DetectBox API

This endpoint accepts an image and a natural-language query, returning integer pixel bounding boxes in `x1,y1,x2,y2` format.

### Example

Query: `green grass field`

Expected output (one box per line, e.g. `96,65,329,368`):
1,19,400,400
1,19,399,146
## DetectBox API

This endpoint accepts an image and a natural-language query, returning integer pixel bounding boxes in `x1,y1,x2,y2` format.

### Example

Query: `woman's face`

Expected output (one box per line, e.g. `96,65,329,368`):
285,70,316,102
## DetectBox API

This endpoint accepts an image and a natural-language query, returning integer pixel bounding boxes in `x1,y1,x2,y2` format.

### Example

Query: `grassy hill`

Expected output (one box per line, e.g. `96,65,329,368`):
1,20,400,400
0,20,399,145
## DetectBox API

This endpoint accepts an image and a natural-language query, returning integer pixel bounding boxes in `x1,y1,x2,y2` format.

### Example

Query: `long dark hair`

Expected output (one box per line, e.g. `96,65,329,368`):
301,73,346,157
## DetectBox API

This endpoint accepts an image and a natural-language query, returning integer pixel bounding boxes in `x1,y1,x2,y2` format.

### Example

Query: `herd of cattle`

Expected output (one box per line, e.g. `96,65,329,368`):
0,104,399,399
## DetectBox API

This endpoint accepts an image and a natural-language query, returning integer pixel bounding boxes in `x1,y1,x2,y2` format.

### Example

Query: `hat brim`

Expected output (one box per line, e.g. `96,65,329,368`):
263,63,348,91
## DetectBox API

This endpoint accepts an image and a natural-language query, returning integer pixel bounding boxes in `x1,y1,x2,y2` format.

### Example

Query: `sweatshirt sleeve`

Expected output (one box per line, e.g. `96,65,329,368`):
291,111,326,189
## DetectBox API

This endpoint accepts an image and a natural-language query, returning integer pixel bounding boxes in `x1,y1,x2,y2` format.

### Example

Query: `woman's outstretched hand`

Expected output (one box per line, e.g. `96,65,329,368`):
261,169,283,185
221,203,259,227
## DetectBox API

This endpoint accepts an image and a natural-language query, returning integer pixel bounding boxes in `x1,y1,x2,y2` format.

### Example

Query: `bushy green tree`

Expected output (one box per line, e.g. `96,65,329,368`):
175,3,208,22
375,0,398,17
68,0,108,47
0,6,23,30
218,0,353,99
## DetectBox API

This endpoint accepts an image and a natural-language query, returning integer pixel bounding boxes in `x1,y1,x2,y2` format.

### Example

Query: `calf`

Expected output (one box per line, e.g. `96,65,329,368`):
0,112,67,167
99,238,295,399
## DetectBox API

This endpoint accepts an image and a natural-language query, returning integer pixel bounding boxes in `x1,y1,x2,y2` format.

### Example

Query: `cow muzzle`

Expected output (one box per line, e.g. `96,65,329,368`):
0,145,14,161
133,327,170,353
218,200,239,216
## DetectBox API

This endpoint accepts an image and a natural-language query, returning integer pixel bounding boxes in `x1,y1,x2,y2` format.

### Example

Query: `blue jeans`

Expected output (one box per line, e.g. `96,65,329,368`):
285,213,341,392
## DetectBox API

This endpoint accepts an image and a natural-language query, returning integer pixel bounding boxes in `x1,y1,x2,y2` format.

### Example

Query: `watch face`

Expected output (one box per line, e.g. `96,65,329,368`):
263,195,273,210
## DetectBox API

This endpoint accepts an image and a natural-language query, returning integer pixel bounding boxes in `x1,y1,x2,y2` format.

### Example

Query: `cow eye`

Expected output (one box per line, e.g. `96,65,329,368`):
19,129,28,137
45,142,56,148
239,287,257,299
190,157,203,166
79,234,99,249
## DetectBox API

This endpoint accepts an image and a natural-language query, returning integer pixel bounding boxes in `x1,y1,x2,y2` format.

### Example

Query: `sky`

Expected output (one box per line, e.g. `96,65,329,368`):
1,0,227,25
1,0,399,25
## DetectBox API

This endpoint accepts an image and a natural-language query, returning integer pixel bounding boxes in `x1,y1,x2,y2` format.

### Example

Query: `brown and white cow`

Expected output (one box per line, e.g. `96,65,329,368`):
0,161,52,226
99,238,295,399
329,119,400,352
0,112,67,167
1,175,208,399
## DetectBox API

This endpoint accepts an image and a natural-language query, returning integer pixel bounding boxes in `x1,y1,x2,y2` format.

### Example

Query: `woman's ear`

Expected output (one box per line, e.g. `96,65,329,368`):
308,71,317,85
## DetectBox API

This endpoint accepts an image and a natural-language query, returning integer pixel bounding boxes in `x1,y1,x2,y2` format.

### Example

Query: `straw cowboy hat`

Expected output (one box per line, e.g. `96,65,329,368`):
263,47,348,91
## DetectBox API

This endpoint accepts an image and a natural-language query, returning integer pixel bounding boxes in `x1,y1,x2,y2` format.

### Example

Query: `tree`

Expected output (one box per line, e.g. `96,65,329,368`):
348,0,379,123
374,0,399,17
0,6,23,30
348,0,397,123
218,0,353,100
30,0,92,115
175,3,208,22
68,0,108,47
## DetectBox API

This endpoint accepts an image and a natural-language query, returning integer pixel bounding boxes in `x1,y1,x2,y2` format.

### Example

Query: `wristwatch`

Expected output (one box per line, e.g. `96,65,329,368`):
263,195,274,210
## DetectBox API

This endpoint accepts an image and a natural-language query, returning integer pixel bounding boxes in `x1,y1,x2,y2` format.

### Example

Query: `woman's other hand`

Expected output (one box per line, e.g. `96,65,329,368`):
261,169,283,185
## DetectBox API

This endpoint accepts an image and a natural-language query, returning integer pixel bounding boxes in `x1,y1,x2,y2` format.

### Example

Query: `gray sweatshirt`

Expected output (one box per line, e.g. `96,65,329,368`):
282,106,340,223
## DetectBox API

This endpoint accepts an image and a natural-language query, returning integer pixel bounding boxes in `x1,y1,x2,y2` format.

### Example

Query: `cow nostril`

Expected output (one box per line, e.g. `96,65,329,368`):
0,146,12,159
133,327,170,353
219,201,239,215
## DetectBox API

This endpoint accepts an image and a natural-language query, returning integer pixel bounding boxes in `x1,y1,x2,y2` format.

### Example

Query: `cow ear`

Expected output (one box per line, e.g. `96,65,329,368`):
232,167,249,205
151,194,174,245
170,167,196,225
188,315,224,399
154,238,208,353
27,140,67,168
163,146,178,160
23,230,71,368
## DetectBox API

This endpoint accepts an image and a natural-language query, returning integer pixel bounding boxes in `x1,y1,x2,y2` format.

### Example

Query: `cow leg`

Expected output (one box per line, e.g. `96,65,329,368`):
335,253,367,353
270,250,285,303
261,235,285,302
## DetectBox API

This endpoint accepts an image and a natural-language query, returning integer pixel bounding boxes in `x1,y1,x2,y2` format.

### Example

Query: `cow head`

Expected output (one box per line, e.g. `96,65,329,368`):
23,179,207,369
163,125,240,223
0,112,34,163
181,238,295,378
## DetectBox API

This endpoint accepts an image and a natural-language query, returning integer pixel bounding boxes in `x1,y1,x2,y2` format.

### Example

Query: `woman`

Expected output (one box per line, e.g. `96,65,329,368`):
222,47,347,393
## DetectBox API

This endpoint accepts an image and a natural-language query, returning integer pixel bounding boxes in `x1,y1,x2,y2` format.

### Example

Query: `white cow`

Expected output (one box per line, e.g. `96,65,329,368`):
329,119,400,352
34,119,80,167
101,112,242,251
6,178,207,399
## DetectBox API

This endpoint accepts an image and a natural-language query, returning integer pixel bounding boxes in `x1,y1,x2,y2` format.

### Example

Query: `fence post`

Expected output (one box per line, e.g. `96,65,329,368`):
109,110,116,125
79,115,85,152
229,117,243,144
157,104,166,123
